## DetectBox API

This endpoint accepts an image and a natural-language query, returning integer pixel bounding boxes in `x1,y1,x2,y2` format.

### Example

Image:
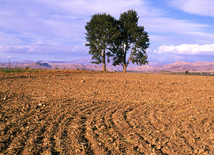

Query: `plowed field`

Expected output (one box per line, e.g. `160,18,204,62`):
0,71,214,154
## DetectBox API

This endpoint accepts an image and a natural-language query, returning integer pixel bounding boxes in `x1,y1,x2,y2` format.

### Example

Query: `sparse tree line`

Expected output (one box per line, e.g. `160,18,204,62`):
85,10,150,73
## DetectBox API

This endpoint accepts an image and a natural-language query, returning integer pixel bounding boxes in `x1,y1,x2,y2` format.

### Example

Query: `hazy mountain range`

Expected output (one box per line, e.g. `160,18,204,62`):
1,59,214,73
129,61,214,73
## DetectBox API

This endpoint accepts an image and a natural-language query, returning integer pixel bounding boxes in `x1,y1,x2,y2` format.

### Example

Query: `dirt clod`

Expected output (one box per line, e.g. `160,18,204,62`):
0,71,214,154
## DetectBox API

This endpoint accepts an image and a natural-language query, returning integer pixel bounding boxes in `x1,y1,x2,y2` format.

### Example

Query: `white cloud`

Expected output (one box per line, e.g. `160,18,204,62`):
155,44,214,55
0,32,23,45
0,0,87,44
149,35,175,44
143,17,207,34
40,0,145,18
0,0,148,46
0,42,90,61
0,43,88,56
169,0,214,17
0,0,214,62
0,0,211,45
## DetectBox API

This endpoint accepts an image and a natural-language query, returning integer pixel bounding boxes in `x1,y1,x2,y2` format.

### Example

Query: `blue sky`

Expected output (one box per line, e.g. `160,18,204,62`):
0,0,214,64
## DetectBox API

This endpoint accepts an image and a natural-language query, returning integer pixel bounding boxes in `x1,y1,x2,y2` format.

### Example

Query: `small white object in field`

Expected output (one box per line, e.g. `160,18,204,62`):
38,103,43,107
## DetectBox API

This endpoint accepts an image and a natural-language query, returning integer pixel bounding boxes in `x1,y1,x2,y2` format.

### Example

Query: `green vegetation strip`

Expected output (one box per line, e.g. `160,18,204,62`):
0,69,42,73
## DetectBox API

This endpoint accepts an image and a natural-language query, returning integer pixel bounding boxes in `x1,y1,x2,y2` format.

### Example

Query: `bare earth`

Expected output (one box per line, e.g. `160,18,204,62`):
0,71,214,154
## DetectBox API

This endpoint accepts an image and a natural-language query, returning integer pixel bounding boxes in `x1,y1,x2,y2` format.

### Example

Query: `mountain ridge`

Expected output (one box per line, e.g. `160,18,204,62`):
130,61,214,72
1,60,214,73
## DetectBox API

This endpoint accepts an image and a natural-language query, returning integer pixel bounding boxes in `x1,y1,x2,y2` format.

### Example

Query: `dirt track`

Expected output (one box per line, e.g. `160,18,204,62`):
0,71,214,154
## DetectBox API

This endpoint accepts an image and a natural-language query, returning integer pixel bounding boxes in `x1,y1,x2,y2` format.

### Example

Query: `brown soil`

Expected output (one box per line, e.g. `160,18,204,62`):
0,71,214,154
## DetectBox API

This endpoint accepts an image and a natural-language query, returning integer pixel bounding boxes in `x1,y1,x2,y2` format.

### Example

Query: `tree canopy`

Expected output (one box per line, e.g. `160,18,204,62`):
85,10,149,72
85,13,119,71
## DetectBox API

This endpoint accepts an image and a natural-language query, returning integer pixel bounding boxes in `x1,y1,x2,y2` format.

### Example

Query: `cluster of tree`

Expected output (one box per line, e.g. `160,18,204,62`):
85,10,149,73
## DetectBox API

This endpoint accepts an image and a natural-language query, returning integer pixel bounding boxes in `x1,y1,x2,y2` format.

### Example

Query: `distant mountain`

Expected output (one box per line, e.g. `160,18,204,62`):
48,61,67,63
127,61,214,72
1,60,214,73
162,61,214,72
17,61,116,71
69,57,92,65
20,60,34,64
128,65,161,72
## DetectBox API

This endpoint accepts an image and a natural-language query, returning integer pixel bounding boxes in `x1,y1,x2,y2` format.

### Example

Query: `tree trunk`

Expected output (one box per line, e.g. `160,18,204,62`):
103,63,106,72
123,64,127,73
102,49,106,72
123,43,127,73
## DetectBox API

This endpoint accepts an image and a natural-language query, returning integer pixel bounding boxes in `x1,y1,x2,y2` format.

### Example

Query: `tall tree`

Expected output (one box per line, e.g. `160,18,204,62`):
112,10,150,73
85,13,119,71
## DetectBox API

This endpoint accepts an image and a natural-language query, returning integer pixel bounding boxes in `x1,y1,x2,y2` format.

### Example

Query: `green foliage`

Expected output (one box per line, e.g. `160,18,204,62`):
185,70,189,75
0,69,41,73
85,10,149,72
85,13,119,71
112,10,149,71
0,69,28,73
25,66,30,69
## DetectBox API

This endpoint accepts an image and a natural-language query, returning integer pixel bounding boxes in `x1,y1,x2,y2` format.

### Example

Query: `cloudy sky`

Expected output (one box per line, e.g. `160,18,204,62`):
0,0,214,64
